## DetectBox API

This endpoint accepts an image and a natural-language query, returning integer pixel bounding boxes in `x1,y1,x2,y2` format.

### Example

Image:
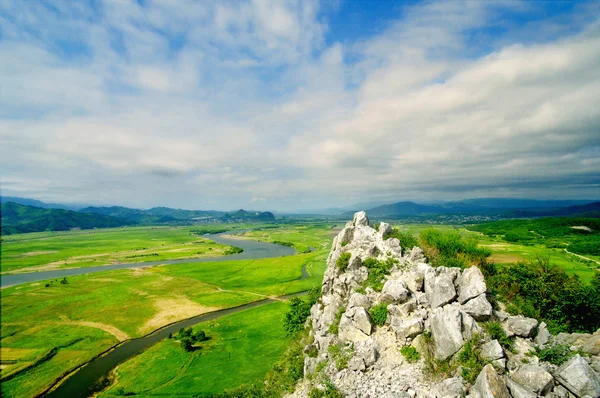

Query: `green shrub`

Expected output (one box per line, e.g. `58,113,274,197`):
487,257,600,333
362,257,396,291
308,379,343,398
284,296,313,336
328,308,345,335
328,343,353,370
336,252,352,272
306,345,318,358
387,228,418,250
400,346,420,363
484,322,513,351
457,339,486,384
418,229,490,269
533,344,574,365
369,303,388,326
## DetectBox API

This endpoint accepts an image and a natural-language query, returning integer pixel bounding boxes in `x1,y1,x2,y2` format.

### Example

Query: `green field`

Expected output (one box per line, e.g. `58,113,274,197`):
394,222,599,283
101,302,291,397
0,225,238,274
0,223,332,398
237,223,338,253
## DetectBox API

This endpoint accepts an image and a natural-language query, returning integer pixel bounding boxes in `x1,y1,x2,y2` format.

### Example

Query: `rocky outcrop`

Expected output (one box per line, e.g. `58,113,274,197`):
289,212,600,398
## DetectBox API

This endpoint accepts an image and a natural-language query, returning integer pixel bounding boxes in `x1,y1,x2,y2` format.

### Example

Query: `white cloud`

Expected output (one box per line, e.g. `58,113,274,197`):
0,0,599,210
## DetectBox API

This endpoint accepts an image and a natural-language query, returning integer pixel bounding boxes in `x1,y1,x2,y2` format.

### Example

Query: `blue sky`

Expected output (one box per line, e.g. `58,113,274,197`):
0,0,599,211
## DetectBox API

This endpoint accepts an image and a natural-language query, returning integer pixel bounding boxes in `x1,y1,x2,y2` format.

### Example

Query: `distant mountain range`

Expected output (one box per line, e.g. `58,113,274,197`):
1,202,130,235
2,195,598,235
0,197,277,235
349,198,600,219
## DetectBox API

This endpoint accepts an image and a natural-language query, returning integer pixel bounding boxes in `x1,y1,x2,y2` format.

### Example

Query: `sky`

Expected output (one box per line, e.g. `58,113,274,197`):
0,0,599,212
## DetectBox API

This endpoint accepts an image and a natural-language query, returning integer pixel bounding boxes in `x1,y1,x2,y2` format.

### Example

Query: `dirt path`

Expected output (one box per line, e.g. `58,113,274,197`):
564,249,600,265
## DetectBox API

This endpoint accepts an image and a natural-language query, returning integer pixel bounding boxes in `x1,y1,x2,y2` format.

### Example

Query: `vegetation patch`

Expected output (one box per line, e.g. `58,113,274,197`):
483,322,513,351
486,257,600,333
387,228,418,250
369,303,388,326
419,229,490,269
400,346,420,363
327,343,354,371
308,379,343,398
457,338,486,384
336,252,352,272
328,308,346,335
361,257,396,291
284,288,320,336
533,344,574,366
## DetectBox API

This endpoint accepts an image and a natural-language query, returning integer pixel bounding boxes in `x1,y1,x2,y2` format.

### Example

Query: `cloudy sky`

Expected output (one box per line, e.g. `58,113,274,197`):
1,0,599,211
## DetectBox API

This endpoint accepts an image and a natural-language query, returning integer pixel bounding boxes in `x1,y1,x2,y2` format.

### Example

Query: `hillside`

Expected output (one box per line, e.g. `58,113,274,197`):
351,199,600,220
1,202,131,235
0,196,80,211
288,212,600,398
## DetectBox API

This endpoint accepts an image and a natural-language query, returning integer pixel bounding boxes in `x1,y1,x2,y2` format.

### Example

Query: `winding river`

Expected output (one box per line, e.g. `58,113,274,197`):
1,232,297,288
2,232,303,397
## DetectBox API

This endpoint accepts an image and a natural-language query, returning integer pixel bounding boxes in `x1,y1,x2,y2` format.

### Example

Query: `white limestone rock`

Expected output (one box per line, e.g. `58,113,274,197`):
431,303,464,360
554,354,600,398
381,278,410,304
472,364,511,398
430,272,458,309
481,340,504,361
505,377,537,398
461,294,492,321
511,364,554,395
458,266,487,304
505,316,539,338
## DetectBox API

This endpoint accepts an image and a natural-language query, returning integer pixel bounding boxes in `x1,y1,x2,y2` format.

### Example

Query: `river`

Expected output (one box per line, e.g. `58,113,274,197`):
1,232,297,288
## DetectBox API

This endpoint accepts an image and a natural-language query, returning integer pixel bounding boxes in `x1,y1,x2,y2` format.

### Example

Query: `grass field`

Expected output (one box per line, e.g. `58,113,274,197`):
0,225,238,274
100,301,291,396
237,223,338,253
394,223,599,283
0,223,332,398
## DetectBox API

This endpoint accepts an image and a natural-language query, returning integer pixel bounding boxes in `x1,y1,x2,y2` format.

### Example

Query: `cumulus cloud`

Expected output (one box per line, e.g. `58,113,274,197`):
0,0,598,210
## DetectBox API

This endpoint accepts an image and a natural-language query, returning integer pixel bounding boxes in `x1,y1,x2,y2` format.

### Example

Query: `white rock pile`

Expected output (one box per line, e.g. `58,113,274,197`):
289,212,600,398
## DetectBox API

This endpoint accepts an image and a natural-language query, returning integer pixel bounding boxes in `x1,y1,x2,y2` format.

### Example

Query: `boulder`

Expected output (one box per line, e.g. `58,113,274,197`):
350,307,373,336
431,304,464,360
379,222,393,240
353,211,369,226
338,307,373,343
461,311,483,341
473,364,511,398
348,255,363,271
582,331,600,355
348,356,366,372
409,247,426,263
381,279,409,304
431,377,466,398
458,266,487,304
554,354,600,398
390,315,424,342
505,377,537,398
348,292,370,310
481,340,504,361
534,322,551,346
430,273,458,309
400,271,424,294
337,227,355,246
505,317,538,338
511,364,554,395
461,294,492,320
